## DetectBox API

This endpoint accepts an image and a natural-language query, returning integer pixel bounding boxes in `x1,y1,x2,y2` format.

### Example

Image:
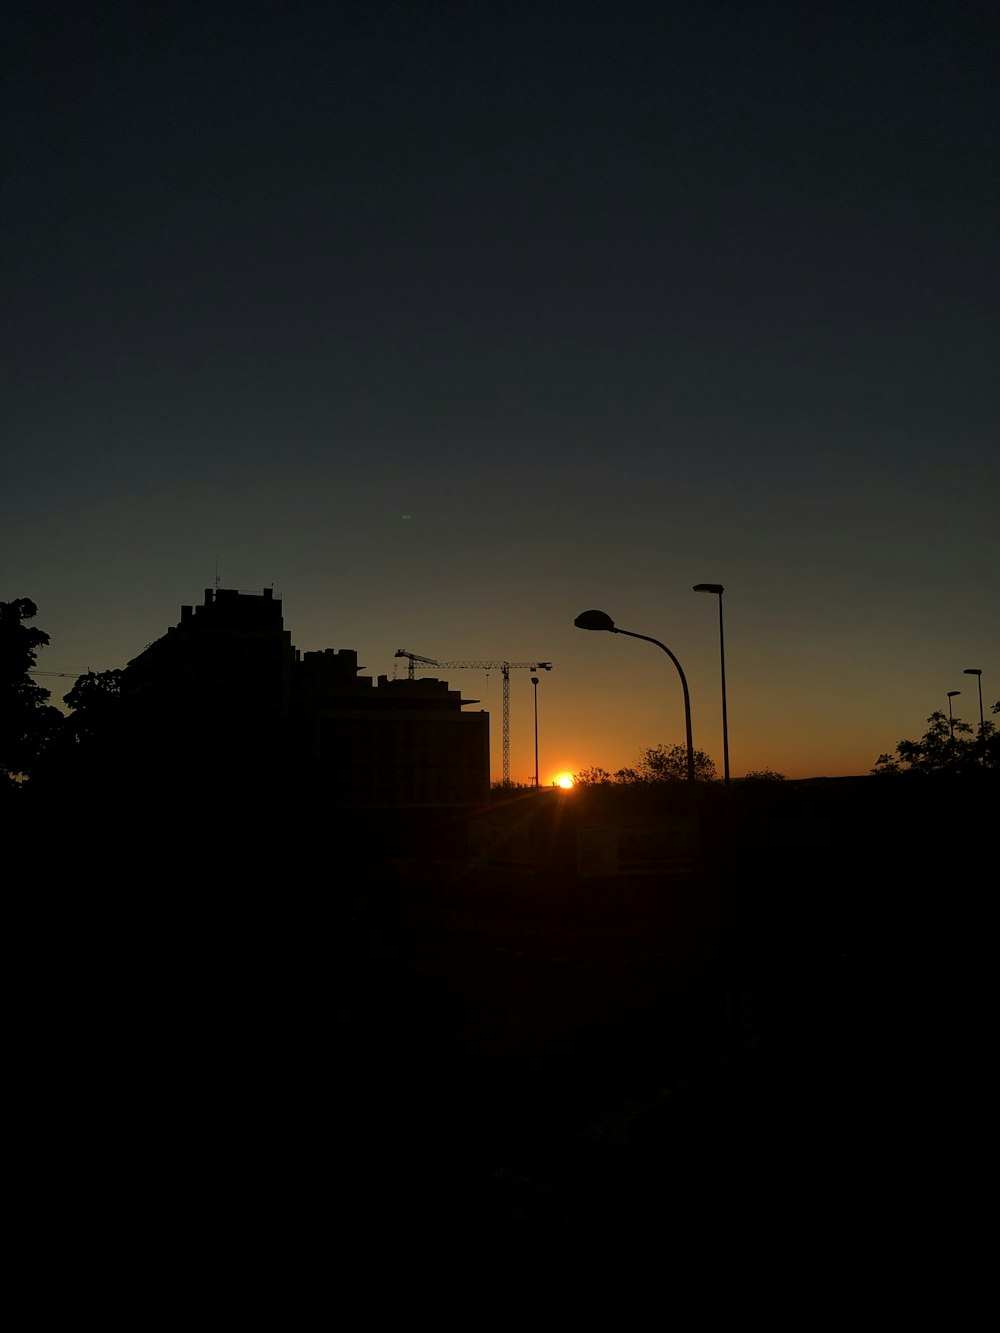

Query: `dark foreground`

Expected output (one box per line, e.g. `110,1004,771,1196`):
21,808,991,1328
341,853,857,1327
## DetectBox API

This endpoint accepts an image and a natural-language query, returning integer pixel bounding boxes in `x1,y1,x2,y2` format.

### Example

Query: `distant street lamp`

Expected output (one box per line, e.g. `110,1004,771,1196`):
946,690,961,742
531,675,540,788
963,668,984,763
573,610,695,783
693,583,729,787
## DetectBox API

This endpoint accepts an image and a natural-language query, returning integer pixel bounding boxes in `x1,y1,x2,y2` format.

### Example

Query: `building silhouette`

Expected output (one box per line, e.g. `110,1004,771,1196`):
295,648,489,809
120,588,489,840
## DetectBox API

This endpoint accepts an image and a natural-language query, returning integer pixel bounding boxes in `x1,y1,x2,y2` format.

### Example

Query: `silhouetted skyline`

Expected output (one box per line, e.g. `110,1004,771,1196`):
4,1,997,781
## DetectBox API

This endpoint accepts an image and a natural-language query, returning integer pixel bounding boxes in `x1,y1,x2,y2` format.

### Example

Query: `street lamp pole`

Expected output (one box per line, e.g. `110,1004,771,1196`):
946,691,961,743
531,675,540,788
963,668,984,763
693,583,729,786
573,610,695,782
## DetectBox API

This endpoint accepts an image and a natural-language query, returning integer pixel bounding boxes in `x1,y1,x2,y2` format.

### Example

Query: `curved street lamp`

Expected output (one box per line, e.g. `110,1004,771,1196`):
693,583,729,787
573,609,695,782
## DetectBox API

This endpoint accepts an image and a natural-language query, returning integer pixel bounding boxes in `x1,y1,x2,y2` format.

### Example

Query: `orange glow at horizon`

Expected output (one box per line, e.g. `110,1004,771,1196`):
554,773,575,789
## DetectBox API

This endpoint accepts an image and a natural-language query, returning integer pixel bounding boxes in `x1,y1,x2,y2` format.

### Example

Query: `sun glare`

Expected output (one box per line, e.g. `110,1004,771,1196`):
555,773,575,789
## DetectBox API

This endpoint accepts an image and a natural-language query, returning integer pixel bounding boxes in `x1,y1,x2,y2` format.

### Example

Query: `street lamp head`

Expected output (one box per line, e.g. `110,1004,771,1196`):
530,676,539,685
963,668,982,677
947,690,961,698
574,610,616,632
693,583,724,595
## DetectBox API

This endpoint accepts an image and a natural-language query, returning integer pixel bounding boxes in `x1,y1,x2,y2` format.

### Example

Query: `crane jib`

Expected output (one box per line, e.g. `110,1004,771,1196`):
392,651,552,784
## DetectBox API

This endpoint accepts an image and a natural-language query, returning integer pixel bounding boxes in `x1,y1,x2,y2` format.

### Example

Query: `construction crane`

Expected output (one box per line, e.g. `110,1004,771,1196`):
394,650,552,786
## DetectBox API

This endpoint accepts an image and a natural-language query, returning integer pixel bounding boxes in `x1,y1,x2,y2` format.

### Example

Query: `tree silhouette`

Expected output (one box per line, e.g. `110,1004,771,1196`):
575,743,717,785
63,669,124,743
636,743,717,783
872,708,992,775
572,766,618,785
0,599,64,786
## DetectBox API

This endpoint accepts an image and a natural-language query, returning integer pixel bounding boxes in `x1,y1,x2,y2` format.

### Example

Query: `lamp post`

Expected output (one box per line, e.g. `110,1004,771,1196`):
531,675,540,788
946,691,961,742
573,609,695,782
693,583,729,787
963,668,984,763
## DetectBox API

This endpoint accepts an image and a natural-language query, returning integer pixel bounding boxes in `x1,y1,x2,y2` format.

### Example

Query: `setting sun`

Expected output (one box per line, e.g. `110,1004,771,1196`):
555,773,575,789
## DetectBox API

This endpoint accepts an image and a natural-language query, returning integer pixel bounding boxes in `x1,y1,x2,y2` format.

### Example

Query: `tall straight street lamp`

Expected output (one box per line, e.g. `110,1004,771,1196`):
693,583,729,787
946,690,961,742
531,675,540,788
963,668,984,762
573,610,695,782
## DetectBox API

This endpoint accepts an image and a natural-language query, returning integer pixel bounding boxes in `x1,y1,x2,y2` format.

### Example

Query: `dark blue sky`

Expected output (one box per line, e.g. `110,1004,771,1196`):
4,0,997,779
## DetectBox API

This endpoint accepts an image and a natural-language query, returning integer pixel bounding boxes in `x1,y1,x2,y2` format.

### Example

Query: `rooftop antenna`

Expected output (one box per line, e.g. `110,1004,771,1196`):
214,555,220,591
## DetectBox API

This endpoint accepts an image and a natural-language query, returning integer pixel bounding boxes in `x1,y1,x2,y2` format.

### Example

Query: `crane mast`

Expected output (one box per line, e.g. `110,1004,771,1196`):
393,650,552,786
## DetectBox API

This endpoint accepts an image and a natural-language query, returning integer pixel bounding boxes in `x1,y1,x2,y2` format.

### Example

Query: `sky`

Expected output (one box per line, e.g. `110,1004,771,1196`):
3,0,997,784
